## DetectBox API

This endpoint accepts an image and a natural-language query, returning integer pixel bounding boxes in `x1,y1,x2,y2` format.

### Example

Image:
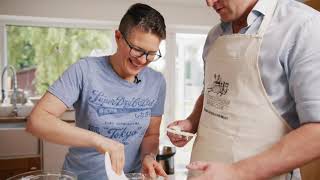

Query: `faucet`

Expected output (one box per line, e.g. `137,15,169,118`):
1,65,18,116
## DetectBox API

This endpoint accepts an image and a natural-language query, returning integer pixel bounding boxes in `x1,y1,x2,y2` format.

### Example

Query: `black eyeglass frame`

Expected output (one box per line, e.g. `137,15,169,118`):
121,32,162,62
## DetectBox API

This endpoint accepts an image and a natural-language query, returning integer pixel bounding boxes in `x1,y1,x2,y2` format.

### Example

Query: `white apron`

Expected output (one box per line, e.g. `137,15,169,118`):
190,0,293,179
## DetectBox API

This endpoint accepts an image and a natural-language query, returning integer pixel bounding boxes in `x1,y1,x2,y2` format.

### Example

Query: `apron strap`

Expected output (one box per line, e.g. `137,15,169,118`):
257,0,279,37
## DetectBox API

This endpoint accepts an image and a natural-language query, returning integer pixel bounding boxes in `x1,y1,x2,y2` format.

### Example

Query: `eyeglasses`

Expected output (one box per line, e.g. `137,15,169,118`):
121,33,162,62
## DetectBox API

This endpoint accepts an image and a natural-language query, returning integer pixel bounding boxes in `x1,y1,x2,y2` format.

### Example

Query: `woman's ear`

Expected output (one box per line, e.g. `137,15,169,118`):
115,30,121,43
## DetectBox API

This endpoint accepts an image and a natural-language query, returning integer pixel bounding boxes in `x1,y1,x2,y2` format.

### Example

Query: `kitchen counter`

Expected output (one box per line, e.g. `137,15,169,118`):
0,116,28,123
0,109,75,125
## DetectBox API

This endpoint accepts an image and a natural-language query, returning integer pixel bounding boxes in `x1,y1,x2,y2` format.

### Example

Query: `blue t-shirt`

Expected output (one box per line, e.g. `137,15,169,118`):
48,56,166,179
203,0,320,129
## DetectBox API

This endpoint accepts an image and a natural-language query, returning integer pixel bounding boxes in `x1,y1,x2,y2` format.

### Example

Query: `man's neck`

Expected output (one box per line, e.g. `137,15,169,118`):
232,18,248,33
232,0,258,33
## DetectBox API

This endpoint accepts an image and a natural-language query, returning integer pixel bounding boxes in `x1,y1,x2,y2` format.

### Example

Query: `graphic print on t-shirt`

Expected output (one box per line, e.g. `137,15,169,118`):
87,90,155,145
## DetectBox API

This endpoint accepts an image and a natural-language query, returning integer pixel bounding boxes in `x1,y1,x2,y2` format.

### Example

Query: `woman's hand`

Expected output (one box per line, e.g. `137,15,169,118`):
142,154,167,178
167,119,195,147
94,135,125,175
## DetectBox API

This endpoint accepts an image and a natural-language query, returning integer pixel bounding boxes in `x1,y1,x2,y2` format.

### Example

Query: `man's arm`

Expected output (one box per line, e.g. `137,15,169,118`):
235,123,320,180
186,94,204,133
188,123,320,180
166,94,204,147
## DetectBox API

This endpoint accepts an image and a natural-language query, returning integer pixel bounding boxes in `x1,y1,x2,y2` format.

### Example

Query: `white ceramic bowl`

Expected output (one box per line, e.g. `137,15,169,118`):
0,104,14,117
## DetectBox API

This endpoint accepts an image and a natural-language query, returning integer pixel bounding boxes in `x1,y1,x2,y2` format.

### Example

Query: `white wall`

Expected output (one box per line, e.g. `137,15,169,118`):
0,0,220,28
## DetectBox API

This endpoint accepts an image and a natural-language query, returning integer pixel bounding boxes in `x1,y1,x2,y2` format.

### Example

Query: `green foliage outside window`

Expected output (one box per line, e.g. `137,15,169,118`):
7,25,112,95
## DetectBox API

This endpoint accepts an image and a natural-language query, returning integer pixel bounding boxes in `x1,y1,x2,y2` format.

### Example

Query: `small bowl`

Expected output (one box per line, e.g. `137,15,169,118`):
0,104,14,117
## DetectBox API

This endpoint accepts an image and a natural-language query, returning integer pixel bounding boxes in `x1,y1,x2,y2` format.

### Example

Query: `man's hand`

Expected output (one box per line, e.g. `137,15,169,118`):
167,119,195,147
187,161,244,180
142,154,167,178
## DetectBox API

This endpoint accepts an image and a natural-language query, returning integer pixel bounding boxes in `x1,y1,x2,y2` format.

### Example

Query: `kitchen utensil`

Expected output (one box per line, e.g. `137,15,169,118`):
156,146,176,175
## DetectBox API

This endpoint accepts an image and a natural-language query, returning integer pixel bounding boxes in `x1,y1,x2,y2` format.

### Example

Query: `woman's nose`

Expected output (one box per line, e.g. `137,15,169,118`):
136,55,148,64
206,0,218,7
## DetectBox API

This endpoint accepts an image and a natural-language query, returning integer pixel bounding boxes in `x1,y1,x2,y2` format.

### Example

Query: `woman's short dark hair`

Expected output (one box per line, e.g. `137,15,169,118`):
119,3,166,40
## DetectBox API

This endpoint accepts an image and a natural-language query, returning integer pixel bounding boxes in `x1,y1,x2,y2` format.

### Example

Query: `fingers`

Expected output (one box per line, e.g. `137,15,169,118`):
167,120,195,147
187,161,209,171
167,133,190,147
154,162,167,177
110,143,125,175
143,158,167,179
173,139,189,147
110,151,120,175
167,129,187,145
145,163,157,178
167,132,183,141
167,120,180,128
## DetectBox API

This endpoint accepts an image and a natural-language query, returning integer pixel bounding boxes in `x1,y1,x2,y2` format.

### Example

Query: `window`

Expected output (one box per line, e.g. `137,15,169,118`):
6,25,113,96
172,33,206,170
176,33,206,119
148,41,166,73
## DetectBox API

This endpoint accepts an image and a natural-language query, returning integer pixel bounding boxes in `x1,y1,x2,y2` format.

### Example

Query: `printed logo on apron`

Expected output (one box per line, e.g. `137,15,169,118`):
205,73,230,120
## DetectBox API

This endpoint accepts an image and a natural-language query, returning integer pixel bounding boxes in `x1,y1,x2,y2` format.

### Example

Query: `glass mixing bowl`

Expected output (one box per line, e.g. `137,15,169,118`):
125,173,146,180
125,173,163,180
6,170,76,180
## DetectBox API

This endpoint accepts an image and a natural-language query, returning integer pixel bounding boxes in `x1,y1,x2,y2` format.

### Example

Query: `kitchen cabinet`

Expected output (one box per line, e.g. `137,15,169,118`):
0,121,41,179
0,123,39,157
42,122,74,172
0,111,75,179
43,140,69,172
0,157,41,179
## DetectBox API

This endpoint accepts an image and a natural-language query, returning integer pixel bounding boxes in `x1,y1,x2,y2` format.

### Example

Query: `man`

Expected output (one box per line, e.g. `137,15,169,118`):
27,3,167,179
167,0,320,179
